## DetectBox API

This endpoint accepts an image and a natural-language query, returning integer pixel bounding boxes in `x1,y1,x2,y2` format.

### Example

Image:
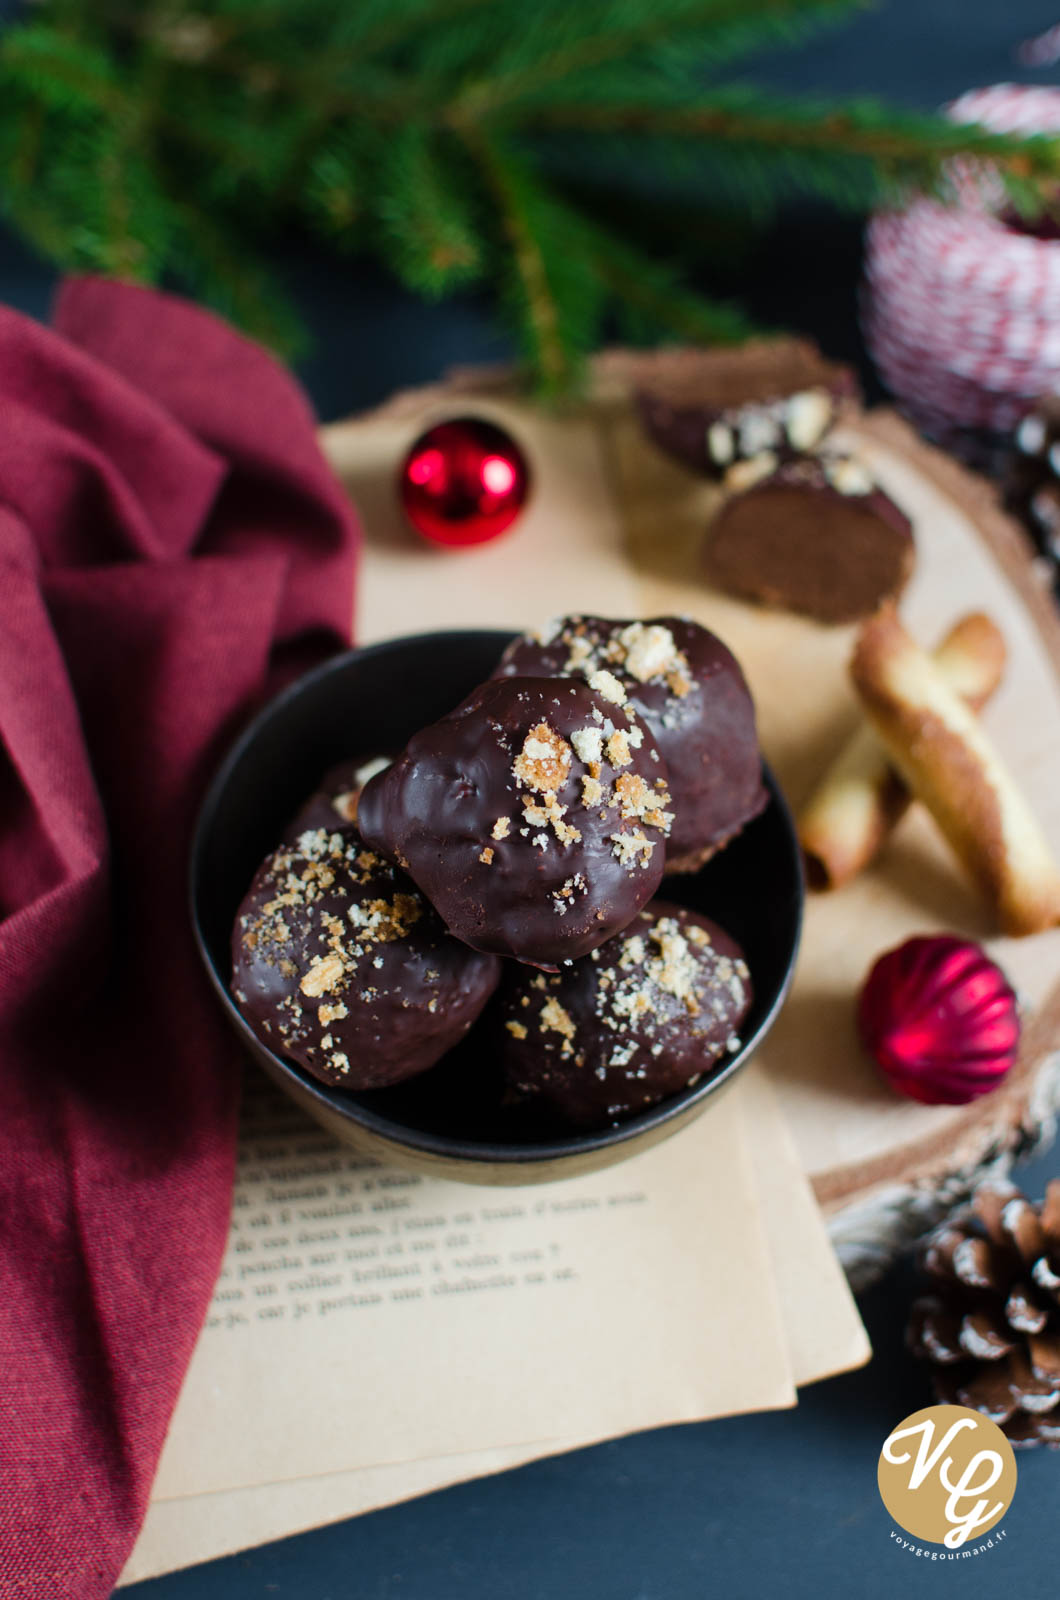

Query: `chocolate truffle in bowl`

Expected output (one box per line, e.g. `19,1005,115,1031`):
494,615,766,869
282,754,390,839
357,676,673,966
231,825,501,1090
494,901,753,1130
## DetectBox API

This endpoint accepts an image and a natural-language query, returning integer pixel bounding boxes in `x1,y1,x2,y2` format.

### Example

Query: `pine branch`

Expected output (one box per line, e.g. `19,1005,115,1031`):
591,238,759,347
374,127,485,296
460,128,582,393
348,0,499,60
4,2,1060,394
450,0,864,116
0,25,119,114
524,88,1060,189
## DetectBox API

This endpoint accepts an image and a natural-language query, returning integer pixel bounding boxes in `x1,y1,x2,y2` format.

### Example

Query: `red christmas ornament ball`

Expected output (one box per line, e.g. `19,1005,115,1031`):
858,936,1021,1106
399,417,530,547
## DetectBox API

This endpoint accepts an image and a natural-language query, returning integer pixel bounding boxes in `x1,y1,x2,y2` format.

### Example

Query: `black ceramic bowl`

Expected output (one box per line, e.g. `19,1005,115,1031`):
191,630,803,1184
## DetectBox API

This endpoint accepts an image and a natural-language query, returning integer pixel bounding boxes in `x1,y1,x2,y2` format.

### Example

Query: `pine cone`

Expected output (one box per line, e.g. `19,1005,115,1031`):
908,1179,1060,1448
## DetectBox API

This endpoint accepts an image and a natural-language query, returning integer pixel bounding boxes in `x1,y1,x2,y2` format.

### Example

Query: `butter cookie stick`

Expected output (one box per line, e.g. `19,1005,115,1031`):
850,607,1060,936
799,614,1006,889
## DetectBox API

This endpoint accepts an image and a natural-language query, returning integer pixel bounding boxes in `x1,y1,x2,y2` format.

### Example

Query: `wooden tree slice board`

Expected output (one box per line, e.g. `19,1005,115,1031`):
318,346,1060,1285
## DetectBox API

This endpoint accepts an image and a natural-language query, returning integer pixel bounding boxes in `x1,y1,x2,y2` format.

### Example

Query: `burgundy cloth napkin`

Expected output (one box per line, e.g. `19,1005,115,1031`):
0,278,359,1597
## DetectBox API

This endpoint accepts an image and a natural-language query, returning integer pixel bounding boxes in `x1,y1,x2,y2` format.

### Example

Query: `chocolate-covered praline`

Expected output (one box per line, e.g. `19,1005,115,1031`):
494,615,766,869
634,337,857,479
357,676,673,966
283,754,390,840
495,900,753,1130
704,450,914,624
231,824,500,1090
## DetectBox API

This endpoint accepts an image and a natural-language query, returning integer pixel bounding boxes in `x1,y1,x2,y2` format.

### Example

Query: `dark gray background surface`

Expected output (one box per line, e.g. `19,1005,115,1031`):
5,0,1060,1593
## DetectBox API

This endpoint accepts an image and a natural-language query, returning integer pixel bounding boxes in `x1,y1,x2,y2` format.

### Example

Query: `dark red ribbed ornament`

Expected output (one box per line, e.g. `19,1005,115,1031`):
858,935,1021,1106
399,416,530,547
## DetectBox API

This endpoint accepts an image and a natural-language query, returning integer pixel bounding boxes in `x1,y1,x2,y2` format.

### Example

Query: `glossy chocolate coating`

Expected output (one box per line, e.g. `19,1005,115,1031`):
495,900,752,1130
357,676,672,966
494,616,767,864
704,451,915,624
231,825,500,1090
283,755,391,840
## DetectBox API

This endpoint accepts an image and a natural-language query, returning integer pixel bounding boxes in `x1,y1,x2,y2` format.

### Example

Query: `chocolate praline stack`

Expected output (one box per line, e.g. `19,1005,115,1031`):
357,675,674,966
494,615,766,870
230,610,764,1127
493,901,753,1129
231,824,500,1090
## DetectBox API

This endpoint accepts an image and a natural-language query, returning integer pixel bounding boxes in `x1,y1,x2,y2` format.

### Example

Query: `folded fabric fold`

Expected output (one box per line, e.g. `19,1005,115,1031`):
0,278,359,1599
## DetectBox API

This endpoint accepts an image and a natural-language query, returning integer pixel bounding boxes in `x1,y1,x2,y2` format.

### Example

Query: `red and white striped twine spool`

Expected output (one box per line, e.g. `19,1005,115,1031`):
863,84,1060,438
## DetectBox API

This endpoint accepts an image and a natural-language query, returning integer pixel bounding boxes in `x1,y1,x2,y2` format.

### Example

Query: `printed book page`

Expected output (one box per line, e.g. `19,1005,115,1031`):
150,1071,793,1504
121,1071,869,1585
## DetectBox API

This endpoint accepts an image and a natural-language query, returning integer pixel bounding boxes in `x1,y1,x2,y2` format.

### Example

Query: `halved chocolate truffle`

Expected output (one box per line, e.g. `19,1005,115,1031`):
231,824,500,1090
703,450,914,624
494,615,766,869
495,900,752,1130
357,676,673,966
635,338,857,479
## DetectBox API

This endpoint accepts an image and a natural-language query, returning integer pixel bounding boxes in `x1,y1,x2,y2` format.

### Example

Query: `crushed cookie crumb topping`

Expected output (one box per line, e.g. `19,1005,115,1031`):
610,829,655,871
300,951,345,997
564,634,593,671
492,816,511,841
347,893,422,943
588,668,627,706
586,913,749,1053
822,454,875,497
318,1000,349,1026
520,786,582,850
551,872,588,916
526,617,696,711
570,726,603,765
606,729,632,768
513,721,573,794
724,451,778,493
648,920,701,1014
617,622,685,685
614,772,672,834
539,996,577,1057
236,826,452,1076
